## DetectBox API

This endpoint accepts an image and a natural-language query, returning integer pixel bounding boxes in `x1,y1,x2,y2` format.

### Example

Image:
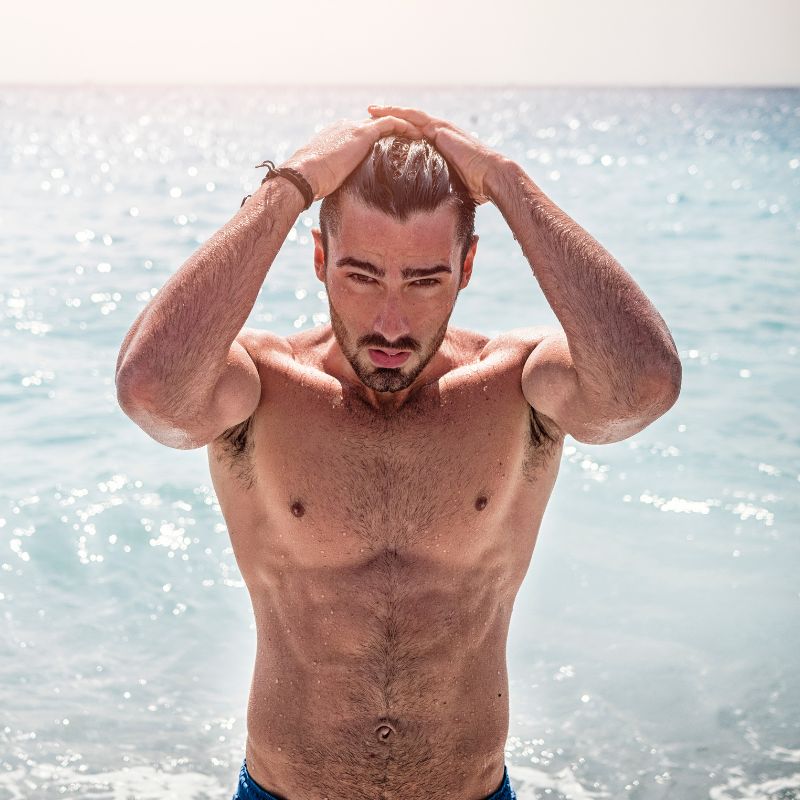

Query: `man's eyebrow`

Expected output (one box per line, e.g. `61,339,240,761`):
335,256,452,280
403,264,452,279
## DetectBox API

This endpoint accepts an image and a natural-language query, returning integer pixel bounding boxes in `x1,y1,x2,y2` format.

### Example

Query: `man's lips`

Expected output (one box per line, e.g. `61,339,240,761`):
368,348,412,368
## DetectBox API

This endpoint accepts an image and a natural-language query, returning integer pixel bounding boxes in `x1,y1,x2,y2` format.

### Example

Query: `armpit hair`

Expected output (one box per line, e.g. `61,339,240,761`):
214,413,256,489
529,404,560,448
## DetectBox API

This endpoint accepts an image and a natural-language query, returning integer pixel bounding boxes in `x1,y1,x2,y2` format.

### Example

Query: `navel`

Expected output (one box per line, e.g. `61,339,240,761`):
375,722,396,741
475,495,488,511
290,500,305,518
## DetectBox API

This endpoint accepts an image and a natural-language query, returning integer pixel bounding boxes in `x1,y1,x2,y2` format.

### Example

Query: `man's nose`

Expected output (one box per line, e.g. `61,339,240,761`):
372,294,411,343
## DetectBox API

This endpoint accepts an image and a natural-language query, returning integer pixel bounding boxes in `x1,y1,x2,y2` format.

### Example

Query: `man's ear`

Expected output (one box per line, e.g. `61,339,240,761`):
312,229,326,283
459,234,478,290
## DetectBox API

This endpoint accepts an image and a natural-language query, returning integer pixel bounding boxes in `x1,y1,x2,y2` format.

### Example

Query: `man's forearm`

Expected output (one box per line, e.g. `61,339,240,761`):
486,158,681,409
115,176,305,417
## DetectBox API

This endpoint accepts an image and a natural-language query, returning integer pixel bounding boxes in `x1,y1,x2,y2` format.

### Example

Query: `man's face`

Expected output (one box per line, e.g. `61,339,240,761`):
312,194,477,395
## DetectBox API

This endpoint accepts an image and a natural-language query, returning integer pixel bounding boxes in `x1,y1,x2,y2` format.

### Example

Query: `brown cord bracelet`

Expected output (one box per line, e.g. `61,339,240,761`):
240,159,315,209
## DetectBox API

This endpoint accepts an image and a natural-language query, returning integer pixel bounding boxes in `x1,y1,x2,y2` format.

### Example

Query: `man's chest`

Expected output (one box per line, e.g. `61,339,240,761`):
211,369,560,550
270,406,519,535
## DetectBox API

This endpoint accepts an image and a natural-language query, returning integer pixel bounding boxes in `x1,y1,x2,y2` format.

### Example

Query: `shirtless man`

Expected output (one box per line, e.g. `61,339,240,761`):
115,105,681,800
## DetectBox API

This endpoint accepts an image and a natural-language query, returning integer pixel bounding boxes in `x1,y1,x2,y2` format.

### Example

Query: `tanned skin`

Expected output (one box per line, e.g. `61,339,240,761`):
116,107,680,800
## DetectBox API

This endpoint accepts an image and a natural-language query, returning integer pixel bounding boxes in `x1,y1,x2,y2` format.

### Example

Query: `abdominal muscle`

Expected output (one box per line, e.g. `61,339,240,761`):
239,536,515,800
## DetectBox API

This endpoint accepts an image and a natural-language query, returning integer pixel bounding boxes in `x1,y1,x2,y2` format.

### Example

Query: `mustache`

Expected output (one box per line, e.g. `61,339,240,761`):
359,337,419,351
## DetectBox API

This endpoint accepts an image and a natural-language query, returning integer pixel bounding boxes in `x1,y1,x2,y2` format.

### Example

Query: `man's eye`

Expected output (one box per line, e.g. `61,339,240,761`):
349,274,374,283
413,279,439,287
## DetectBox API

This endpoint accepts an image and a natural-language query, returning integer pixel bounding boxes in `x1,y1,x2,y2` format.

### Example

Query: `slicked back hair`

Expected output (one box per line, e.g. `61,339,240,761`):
318,136,477,278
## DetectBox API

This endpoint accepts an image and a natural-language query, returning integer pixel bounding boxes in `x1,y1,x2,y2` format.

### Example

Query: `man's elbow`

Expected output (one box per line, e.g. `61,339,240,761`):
570,357,681,445
649,355,682,407
116,376,207,450
634,357,682,422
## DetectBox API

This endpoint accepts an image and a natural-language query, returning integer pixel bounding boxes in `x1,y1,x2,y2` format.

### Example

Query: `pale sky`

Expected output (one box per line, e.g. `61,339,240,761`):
1,0,798,86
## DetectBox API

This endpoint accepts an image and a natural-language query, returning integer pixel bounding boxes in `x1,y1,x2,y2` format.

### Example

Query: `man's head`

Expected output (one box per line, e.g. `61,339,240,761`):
318,136,477,279
312,135,478,395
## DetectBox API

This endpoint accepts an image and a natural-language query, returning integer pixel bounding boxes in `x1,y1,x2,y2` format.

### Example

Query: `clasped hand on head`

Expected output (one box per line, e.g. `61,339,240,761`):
282,106,502,206
367,105,501,205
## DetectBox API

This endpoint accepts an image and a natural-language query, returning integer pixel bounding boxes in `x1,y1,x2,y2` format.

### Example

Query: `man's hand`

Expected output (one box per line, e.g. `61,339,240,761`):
367,105,504,205
282,115,425,201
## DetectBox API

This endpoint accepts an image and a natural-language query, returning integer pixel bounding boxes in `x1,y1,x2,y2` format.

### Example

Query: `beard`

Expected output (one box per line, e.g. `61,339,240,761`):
327,296,451,393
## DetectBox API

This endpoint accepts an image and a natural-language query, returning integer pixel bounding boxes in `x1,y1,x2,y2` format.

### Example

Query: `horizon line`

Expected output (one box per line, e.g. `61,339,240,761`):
1,81,798,90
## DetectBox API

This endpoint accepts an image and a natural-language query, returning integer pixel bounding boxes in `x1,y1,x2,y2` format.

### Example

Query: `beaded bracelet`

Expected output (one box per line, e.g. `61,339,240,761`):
240,159,315,209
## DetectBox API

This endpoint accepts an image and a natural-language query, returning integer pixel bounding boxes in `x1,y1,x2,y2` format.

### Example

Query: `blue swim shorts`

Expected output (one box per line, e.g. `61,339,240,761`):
232,757,517,799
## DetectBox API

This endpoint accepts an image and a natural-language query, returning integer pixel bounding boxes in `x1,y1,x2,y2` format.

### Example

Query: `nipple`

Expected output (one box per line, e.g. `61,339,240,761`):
475,495,488,511
290,500,305,518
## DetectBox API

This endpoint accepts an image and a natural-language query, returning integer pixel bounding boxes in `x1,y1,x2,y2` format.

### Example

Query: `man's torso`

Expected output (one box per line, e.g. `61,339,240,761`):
207,325,564,800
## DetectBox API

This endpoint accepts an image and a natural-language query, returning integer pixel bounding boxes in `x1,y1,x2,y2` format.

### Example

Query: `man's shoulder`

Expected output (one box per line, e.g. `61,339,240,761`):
235,327,295,368
237,326,339,382
476,325,561,363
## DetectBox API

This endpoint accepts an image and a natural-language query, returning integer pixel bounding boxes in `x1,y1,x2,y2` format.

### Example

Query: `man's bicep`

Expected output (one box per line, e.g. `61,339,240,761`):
119,328,266,450
521,330,649,445
197,326,300,447
520,330,576,437
200,332,263,444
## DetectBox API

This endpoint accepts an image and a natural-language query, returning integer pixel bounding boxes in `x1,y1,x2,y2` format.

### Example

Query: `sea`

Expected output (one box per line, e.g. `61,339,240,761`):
1,86,798,799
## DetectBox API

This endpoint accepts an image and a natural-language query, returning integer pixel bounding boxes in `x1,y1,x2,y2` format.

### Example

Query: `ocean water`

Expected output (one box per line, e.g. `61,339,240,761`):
0,86,798,799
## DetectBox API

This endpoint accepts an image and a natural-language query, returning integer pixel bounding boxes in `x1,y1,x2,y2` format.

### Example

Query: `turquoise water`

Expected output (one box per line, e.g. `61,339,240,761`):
1,86,798,799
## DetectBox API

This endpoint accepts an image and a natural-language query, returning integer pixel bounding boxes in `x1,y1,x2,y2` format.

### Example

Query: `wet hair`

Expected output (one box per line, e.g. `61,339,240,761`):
318,136,477,275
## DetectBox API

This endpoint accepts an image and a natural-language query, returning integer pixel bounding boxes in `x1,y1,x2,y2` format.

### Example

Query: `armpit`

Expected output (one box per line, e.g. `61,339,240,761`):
528,404,562,448
213,413,257,489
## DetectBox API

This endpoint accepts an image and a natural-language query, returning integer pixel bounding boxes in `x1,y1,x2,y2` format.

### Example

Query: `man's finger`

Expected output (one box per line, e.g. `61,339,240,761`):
370,115,425,139
368,105,432,127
